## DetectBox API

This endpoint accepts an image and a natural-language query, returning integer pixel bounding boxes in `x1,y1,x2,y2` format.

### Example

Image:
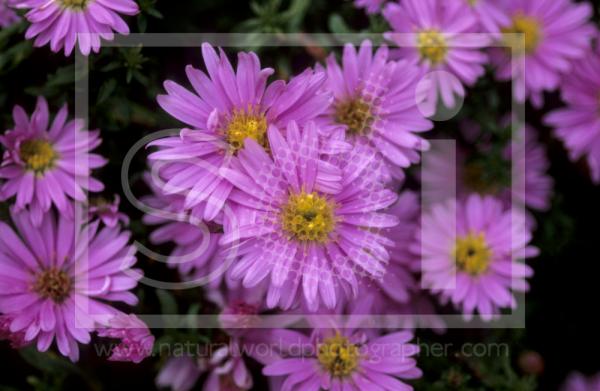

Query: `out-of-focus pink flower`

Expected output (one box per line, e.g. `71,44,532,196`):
96,313,154,363
545,43,600,184
561,372,600,391
88,194,130,227
491,0,596,106
14,0,139,55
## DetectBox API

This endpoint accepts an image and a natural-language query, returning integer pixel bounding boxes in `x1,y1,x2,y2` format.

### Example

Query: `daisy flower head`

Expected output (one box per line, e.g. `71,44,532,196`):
0,0,19,28
545,44,600,184
263,327,421,391
322,40,433,181
419,194,538,320
491,0,596,106
561,372,600,391
0,97,106,226
14,0,139,55
149,43,331,222
0,208,141,361
220,121,399,312
383,0,489,114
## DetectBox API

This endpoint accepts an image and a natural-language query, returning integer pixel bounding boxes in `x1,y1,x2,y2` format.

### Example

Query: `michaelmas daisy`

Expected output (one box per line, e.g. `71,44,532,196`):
220,121,398,312
14,0,139,55
419,194,538,320
0,97,106,225
0,208,141,361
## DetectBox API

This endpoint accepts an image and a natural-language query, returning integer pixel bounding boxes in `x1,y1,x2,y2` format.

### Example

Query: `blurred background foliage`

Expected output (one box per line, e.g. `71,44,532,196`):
1,1,600,390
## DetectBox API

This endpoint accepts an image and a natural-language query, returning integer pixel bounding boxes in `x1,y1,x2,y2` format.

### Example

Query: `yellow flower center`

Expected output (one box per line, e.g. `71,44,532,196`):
417,29,448,65
317,333,360,378
281,190,335,243
224,107,268,153
453,233,492,275
34,268,73,303
467,0,477,5
335,98,374,136
59,0,89,10
19,139,59,174
502,14,542,55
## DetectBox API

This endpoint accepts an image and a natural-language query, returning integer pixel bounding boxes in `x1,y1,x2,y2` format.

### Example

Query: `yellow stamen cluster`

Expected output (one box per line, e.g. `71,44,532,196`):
453,233,492,275
417,29,448,65
19,139,58,174
281,190,335,243
317,333,360,378
34,268,73,303
335,98,374,136
224,107,268,153
59,0,89,10
502,14,542,55
467,0,478,6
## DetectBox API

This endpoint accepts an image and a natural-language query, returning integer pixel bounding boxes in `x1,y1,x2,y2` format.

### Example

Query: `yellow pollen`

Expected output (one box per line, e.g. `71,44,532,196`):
59,0,89,10
224,107,268,153
467,0,477,6
417,29,448,65
335,98,374,136
453,233,492,276
502,14,542,55
281,190,335,243
19,139,59,174
34,268,73,303
317,333,360,378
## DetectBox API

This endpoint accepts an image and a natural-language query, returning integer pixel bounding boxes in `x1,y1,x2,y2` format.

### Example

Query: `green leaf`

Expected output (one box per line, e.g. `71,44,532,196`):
156,289,178,314
328,14,352,34
19,348,84,377
97,78,118,104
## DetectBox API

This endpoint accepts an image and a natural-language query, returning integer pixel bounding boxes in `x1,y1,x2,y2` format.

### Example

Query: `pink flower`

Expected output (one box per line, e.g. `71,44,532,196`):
0,208,141,361
0,314,29,348
321,40,433,181
96,313,154,363
0,0,19,28
148,43,331,222
545,43,600,183
156,356,202,391
465,0,510,34
354,0,386,15
263,327,421,390
0,97,106,226
14,0,139,55
561,372,600,391
383,0,489,114
419,194,538,320
220,121,399,311
88,194,130,227
491,0,596,106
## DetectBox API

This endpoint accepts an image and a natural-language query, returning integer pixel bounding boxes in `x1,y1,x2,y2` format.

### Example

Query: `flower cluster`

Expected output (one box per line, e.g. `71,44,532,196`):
2,0,600,388
0,98,152,363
